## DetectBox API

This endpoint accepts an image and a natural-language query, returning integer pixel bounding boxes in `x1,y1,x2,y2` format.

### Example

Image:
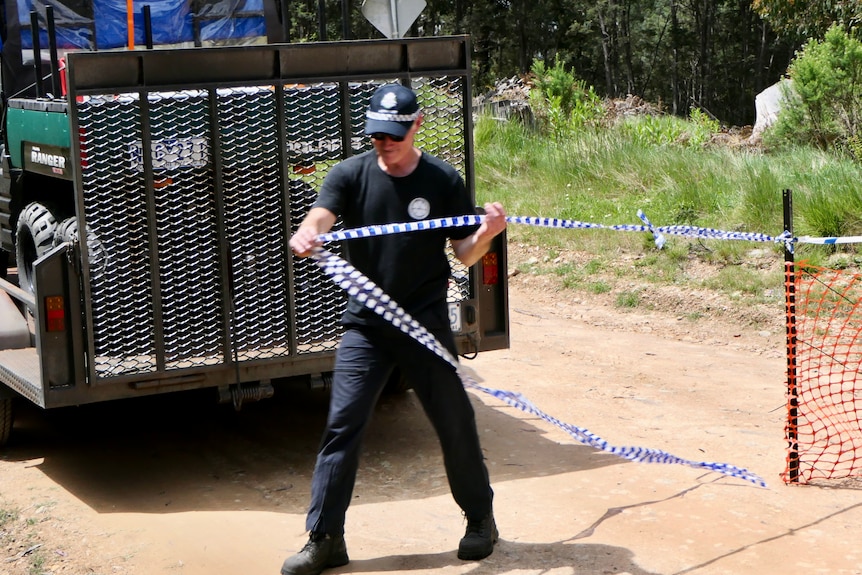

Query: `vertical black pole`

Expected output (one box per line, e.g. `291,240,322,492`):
318,0,327,40
46,6,61,97
144,5,154,49
341,0,350,39
783,188,800,483
30,10,44,98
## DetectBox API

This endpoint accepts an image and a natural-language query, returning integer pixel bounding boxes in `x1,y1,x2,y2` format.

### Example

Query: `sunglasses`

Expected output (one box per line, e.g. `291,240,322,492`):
370,133,405,142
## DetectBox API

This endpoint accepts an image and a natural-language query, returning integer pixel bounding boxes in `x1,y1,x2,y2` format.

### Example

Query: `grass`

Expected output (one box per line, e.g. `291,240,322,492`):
473,113,862,316
0,504,19,526
1,501,50,575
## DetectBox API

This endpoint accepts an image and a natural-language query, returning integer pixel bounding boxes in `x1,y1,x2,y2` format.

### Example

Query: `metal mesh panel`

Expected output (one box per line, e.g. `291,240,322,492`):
284,84,344,164
217,87,292,361
416,76,471,304
289,177,345,353
348,82,379,154
78,94,157,377
415,76,466,176
75,71,472,381
148,91,224,369
282,83,348,353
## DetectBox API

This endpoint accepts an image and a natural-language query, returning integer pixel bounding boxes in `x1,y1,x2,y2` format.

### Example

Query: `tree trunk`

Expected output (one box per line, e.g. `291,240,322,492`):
671,0,680,115
622,0,635,95
518,0,529,72
597,8,616,96
697,0,712,112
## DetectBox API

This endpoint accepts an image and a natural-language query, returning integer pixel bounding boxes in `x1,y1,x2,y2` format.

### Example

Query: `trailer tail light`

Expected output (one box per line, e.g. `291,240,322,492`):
45,296,65,332
482,252,499,285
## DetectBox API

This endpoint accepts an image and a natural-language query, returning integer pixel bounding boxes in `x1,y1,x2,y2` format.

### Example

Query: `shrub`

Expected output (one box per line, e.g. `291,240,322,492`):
765,25,862,159
528,58,604,138
617,108,719,148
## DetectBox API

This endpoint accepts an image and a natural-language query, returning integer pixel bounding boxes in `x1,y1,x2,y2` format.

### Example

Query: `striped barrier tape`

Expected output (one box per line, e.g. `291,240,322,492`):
311,209,862,486
310,240,769,488
318,211,789,248
796,235,862,245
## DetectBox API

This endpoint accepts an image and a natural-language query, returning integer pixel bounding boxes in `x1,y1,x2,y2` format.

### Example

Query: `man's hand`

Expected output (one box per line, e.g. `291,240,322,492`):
479,201,507,240
288,207,337,258
289,226,322,258
451,202,508,267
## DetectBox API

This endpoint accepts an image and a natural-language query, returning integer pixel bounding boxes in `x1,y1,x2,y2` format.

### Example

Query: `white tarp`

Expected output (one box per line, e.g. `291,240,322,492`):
751,78,793,140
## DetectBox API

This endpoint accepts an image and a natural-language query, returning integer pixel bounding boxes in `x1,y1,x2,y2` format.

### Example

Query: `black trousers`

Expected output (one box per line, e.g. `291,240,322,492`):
305,325,494,536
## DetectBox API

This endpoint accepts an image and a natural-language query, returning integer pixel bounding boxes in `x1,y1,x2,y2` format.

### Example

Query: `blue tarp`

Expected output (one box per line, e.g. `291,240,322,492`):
17,0,266,50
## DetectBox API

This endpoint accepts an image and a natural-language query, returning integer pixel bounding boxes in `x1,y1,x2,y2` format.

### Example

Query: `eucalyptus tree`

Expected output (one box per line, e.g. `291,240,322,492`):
281,0,797,124
752,0,862,40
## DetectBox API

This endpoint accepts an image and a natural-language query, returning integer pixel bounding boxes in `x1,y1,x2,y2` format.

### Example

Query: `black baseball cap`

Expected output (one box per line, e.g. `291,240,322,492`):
364,84,421,138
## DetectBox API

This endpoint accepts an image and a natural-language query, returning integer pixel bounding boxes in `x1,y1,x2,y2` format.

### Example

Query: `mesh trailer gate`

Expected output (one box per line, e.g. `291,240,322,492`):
26,36,510,405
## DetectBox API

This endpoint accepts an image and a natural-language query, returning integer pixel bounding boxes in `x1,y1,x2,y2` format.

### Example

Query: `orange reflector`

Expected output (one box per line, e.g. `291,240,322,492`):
45,296,65,332
293,164,316,175
482,252,499,285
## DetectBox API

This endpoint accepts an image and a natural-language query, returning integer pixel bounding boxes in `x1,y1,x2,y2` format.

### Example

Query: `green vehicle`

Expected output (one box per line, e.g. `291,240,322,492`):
0,0,509,446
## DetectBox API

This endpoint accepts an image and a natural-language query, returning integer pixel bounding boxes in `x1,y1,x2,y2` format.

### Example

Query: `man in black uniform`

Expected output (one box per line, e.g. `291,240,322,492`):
282,83,507,575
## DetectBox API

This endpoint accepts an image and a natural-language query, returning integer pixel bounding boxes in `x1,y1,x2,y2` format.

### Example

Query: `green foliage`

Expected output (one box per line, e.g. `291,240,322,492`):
616,108,719,149
285,0,799,126
752,0,861,39
528,58,604,139
701,264,785,305
615,290,641,308
618,115,685,146
689,108,722,142
626,115,697,147
473,106,862,308
766,27,862,159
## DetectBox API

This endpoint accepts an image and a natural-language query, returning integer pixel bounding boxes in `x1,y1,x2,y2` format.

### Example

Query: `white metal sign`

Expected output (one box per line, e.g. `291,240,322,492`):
361,0,426,39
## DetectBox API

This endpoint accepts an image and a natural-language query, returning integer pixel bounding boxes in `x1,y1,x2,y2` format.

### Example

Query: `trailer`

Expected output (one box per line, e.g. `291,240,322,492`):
0,0,509,446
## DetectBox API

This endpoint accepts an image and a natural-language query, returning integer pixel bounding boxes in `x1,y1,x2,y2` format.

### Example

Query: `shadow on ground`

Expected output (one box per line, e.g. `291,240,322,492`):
3,381,620,515
343,541,660,574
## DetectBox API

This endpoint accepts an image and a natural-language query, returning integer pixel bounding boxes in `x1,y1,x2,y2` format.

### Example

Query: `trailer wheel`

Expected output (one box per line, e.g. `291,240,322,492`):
54,216,105,270
0,397,12,447
53,216,79,246
15,202,59,295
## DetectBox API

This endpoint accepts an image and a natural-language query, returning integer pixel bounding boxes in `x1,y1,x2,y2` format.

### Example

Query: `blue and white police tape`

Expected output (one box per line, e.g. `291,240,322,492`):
310,246,768,488
796,234,862,245
318,211,787,249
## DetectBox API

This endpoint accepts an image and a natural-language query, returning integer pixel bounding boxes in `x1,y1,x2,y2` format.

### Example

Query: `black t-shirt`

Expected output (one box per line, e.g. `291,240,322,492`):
313,150,477,329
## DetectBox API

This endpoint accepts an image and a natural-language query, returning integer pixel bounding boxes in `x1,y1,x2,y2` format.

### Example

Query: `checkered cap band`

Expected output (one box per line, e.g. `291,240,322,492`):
366,110,422,122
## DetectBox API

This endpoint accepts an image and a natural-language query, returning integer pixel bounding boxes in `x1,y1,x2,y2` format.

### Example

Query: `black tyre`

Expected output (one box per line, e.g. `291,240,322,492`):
53,216,105,270
0,397,12,447
16,202,59,294
53,216,80,246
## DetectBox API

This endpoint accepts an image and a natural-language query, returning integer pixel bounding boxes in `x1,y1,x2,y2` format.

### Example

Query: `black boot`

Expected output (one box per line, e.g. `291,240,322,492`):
457,512,498,560
281,533,349,575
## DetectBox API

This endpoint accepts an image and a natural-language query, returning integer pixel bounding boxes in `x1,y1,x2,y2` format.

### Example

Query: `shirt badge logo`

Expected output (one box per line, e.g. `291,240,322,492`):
408,197,431,220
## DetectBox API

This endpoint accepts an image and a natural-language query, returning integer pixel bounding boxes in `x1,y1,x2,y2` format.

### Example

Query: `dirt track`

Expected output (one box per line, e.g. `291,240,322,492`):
2,277,862,575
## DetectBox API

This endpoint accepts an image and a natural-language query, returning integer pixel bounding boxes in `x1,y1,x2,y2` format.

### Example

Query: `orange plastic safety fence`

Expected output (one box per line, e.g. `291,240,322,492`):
783,262,862,484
